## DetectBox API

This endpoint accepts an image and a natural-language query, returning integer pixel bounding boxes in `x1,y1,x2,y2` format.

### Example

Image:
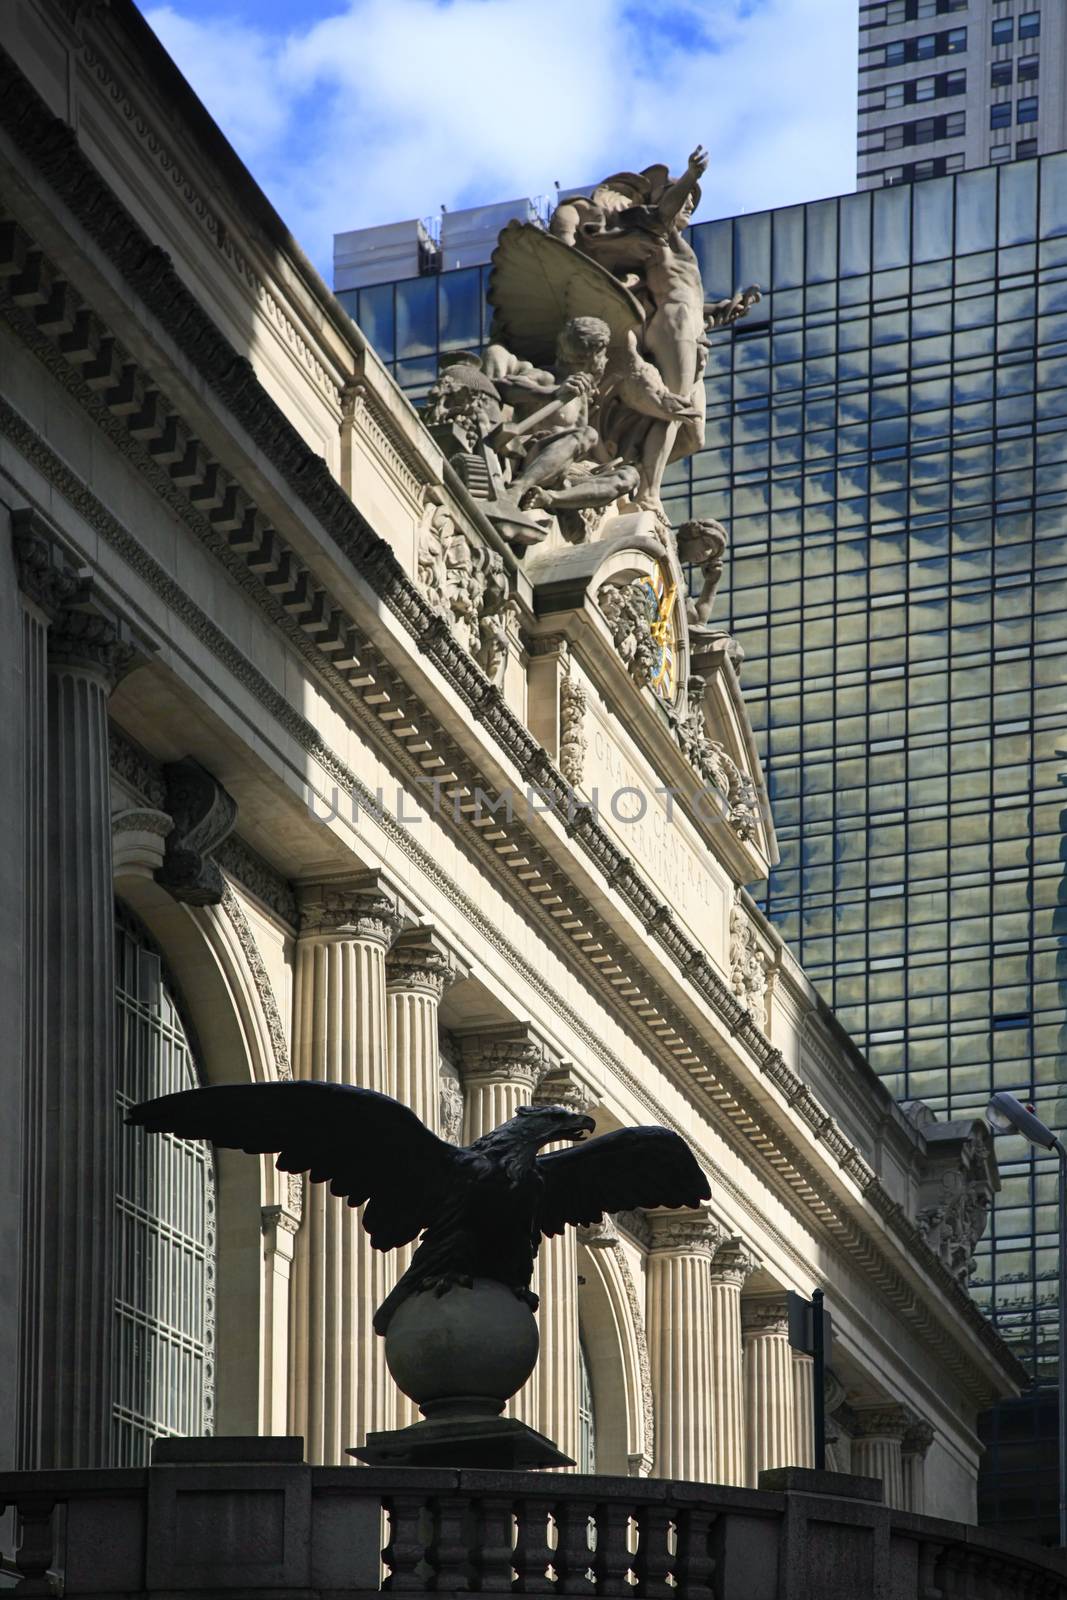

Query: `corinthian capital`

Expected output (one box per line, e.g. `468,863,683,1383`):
646,1204,722,1258
12,509,82,618
741,1295,790,1337
386,925,456,998
710,1236,761,1287
532,1061,598,1115
298,873,403,944
453,1022,547,1089
851,1402,913,1442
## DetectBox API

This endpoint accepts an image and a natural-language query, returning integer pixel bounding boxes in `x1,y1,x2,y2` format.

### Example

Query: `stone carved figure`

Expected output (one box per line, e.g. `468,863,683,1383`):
676,517,728,628
597,576,658,688
128,1081,710,1333
916,1149,994,1284
672,676,761,842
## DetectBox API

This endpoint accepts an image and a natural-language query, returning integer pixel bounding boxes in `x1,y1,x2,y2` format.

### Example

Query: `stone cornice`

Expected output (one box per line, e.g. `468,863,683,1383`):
0,72,1027,1401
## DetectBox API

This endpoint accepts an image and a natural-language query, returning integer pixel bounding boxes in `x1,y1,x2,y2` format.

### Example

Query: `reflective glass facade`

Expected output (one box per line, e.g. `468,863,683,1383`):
337,157,1067,1527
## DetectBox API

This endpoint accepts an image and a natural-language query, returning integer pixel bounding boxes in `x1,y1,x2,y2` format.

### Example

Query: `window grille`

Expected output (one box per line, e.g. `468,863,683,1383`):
577,1337,597,1474
113,907,216,1464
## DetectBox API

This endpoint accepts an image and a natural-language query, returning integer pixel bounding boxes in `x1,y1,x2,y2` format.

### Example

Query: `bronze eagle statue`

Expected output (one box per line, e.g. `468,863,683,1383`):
127,1083,711,1332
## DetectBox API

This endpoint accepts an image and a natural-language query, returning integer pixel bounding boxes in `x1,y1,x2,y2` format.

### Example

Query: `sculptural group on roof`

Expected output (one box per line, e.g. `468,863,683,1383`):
421,146,760,550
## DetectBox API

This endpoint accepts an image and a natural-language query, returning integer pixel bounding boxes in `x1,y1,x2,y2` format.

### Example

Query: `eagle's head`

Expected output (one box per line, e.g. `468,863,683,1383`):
513,1102,596,1149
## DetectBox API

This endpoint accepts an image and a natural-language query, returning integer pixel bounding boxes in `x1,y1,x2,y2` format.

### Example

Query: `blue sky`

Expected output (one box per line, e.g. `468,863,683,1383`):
138,0,858,281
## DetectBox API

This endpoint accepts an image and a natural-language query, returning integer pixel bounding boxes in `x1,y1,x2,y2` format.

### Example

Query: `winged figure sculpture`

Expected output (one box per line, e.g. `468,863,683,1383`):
128,1082,710,1333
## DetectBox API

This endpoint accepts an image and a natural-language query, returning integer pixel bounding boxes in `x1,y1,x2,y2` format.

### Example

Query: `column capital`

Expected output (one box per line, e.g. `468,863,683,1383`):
851,1402,913,1442
386,925,456,998
297,873,404,944
532,1060,598,1115
49,604,138,688
12,508,82,618
709,1236,761,1287
902,1419,935,1459
645,1204,722,1258
453,1021,547,1090
741,1295,790,1337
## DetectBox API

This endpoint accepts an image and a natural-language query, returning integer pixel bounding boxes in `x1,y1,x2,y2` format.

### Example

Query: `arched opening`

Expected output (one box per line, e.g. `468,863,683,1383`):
577,1240,651,1475
577,1334,596,1474
112,905,216,1463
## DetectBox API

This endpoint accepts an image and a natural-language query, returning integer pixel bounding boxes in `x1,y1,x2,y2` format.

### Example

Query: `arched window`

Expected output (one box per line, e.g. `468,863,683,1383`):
578,1335,597,1474
113,907,216,1464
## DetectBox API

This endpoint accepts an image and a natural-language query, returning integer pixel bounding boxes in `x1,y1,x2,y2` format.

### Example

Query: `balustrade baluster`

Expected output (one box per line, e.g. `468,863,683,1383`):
14,1496,58,1596
432,1493,474,1592
674,1504,715,1599
477,1495,518,1591
383,1493,432,1592
593,1500,634,1594
553,1498,596,1596
514,1497,555,1593
634,1504,674,1598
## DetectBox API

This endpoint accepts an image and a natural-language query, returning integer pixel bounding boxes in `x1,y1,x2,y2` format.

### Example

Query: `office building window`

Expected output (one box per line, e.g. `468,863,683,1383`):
990,142,1011,161
886,83,905,107
1018,96,1039,124
991,18,1014,45
1017,138,1039,158
946,26,966,50
1018,55,1039,82
1019,11,1040,39
945,152,964,170
945,110,965,137
885,39,906,65
991,62,1013,88
991,103,1012,129
882,167,906,185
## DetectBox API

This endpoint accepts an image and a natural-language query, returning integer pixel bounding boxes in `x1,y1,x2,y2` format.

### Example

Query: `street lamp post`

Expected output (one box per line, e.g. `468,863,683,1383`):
986,1091,1067,1547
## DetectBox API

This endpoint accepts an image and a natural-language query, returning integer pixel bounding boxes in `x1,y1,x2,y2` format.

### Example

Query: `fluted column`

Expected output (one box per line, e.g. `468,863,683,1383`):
791,1353,815,1469
532,1065,597,1465
386,927,455,1427
902,1420,934,1514
851,1404,910,1509
707,1238,759,1486
288,878,403,1463
742,1296,797,1486
29,568,134,1468
646,1207,722,1482
455,1024,547,1426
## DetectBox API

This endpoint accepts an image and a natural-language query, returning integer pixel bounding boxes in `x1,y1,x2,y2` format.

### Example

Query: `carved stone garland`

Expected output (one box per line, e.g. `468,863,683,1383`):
416,501,516,686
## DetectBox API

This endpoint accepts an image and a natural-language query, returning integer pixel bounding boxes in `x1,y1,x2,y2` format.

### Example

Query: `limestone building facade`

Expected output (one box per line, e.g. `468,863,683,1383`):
0,0,1026,1526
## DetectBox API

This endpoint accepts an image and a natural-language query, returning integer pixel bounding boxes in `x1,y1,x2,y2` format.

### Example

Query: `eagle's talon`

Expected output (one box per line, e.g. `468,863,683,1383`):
513,1286,540,1312
419,1272,475,1299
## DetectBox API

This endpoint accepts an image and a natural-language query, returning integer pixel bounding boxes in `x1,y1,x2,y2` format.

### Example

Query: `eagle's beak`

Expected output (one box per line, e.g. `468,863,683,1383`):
561,1114,596,1142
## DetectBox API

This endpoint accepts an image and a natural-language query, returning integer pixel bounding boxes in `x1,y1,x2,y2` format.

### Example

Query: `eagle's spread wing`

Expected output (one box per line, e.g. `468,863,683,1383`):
126,1082,460,1250
536,1126,710,1238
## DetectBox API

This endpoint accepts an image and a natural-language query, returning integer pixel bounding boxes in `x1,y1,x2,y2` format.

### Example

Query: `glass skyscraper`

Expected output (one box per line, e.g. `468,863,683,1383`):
335,155,1067,1536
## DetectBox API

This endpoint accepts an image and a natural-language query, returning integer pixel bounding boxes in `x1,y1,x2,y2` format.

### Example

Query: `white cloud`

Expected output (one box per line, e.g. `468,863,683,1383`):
143,0,858,278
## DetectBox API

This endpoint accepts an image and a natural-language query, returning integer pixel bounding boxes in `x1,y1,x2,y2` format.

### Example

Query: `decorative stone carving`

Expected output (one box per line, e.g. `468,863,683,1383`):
710,1236,761,1287
297,878,403,945
740,1296,790,1337
852,1404,912,1441
673,679,761,841
415,502,516,685
385,926,456,1000
532,1061,598,1116
646,1205,722,1257
577,1215,619,1248
155,757,238,906
729,895,768,1031
12,508,82,618
596,577,657,687
439,1066,464,1145
559,674,587,786
905,1103,997,1286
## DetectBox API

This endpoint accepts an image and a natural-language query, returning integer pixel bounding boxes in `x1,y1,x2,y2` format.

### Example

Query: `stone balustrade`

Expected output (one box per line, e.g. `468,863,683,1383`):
1,1445,1064,1599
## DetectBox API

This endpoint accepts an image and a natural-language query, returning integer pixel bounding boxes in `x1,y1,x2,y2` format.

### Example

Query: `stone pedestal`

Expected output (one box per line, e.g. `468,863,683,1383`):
288,879,402,1463
455,1024,547,1427
532,1065,596,1466
742,1297,797,1487
707,1238,759,1486
851,1405,910,1510
386,928,454,1428
646,1207,722,1482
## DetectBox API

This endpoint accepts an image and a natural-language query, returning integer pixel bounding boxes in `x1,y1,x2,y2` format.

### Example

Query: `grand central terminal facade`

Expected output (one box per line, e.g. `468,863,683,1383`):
0,0,1028,1529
